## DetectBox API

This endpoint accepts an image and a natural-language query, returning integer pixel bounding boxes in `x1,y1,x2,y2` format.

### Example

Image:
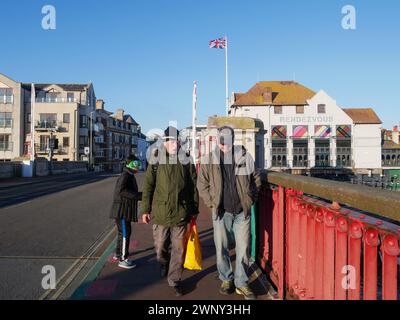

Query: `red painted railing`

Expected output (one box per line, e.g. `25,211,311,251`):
257,172,400,300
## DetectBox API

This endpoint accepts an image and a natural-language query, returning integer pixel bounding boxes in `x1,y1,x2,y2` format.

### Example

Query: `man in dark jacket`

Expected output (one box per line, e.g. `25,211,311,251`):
141,126,199,297
197,126,261,300
110,155,142,269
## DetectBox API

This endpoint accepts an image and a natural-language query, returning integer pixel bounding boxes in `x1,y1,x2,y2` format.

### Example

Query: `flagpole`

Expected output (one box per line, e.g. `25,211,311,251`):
225,35,229,116
192,81,197,165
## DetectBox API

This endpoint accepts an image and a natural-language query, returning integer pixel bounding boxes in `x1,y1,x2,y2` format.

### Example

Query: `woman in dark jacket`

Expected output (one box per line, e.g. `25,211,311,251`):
110,155,142,269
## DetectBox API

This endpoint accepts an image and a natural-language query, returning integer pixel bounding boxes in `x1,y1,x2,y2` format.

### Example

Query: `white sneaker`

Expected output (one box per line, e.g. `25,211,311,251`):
118,259,137,269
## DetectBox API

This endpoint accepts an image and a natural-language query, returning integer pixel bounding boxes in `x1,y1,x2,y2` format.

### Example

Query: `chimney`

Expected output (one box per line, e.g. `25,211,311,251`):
393,126,399,144
115,108,124,121
262,87,272,104
96,99,105,110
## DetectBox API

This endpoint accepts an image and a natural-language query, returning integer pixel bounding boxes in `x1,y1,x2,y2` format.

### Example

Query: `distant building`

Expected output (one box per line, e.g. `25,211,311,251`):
0,72,96,161
382,125,400,168
0,73,23,160
0,73,143,170
228,80,384,175
106,108,139,172
137,131,149,171
92,99,112,170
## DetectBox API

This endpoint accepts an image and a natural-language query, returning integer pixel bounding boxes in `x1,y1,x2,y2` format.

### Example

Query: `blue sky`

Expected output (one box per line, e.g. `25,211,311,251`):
1,0,399,133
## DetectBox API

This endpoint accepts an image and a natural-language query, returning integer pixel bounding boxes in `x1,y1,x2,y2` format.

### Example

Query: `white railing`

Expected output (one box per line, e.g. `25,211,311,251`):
35,97,86,104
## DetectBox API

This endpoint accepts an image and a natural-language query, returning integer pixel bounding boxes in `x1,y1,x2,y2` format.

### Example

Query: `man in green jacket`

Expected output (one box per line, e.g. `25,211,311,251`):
141,126,199,297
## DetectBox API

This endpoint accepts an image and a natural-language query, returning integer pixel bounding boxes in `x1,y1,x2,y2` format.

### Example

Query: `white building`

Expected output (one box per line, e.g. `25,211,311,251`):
228,81,383,174
137,132,149,171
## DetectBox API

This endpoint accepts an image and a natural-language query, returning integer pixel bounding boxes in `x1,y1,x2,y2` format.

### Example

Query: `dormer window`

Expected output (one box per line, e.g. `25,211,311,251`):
274,106,283,114
317,104,326,114
296,105,304,114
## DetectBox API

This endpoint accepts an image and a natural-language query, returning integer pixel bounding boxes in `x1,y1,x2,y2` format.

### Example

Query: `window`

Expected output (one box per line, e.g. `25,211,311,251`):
45,92,61,102
317,104,326,114
79,136,88,147
63,113,70,123
80,115,87,128
0,88,13,104
296,105,304,114
67,93,74,102
39,135,49,151
274,106,282,114
0,113,12,128
39,113,57,128
0,134,11,151
40,113,57,122
63,137,69,147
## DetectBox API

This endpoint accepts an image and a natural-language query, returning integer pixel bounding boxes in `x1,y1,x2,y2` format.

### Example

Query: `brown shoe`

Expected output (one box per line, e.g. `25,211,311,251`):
219,280,235,295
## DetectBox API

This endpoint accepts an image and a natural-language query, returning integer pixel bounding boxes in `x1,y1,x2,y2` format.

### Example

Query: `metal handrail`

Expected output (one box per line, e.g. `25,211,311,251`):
262,170,400,222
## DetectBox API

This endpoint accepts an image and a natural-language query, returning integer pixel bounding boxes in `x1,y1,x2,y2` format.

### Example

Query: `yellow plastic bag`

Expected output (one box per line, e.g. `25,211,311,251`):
183,219,202,270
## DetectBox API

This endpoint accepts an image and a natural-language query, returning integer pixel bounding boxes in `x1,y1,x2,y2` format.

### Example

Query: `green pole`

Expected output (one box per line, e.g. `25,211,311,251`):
251,203,257,260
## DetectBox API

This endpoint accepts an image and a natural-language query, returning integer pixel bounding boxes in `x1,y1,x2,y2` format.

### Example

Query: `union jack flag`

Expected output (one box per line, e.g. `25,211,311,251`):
209,37,226,49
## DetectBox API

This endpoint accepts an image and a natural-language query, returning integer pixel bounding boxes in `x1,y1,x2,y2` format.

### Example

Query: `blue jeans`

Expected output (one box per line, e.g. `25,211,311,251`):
212,210,251,288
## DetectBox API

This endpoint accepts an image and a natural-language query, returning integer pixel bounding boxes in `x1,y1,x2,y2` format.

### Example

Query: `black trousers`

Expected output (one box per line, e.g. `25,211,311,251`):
115,218,132,261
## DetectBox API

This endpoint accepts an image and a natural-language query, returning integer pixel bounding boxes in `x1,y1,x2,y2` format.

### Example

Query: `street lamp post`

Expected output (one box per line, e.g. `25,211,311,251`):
89,111,95,170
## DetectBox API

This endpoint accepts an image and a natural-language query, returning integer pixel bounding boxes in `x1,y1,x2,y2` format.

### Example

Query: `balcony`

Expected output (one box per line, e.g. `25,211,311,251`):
382,152,400,167
293,147,308,154
35,121,68,132
35,144,68,155
315,147,330,154
34,97,85,104
0,95,13,104
0,141,13,151
337,147,351,154
272,147,287,154
292,159,309,168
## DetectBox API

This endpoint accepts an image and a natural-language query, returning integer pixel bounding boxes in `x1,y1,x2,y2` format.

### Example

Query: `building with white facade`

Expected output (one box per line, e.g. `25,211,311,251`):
226,80,383,174
137,132,149,171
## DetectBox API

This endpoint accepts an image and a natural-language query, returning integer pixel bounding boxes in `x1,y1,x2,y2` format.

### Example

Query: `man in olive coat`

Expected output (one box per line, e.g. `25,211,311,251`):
141,126,199,296
197,126,261,300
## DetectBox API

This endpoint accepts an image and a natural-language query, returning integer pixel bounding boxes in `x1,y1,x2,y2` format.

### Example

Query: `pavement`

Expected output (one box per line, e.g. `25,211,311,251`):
0,171,132,300
73,195,276,300
0,171,275,300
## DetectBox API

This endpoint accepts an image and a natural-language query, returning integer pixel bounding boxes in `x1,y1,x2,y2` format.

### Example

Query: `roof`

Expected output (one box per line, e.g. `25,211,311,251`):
123,115,139,125
232,81,316,106
342,108,382,124
22,83,90,91
208,116,264,130
383,140,400,150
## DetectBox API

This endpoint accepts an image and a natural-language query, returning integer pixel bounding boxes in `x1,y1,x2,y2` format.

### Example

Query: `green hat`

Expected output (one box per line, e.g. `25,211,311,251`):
126,160,142,170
